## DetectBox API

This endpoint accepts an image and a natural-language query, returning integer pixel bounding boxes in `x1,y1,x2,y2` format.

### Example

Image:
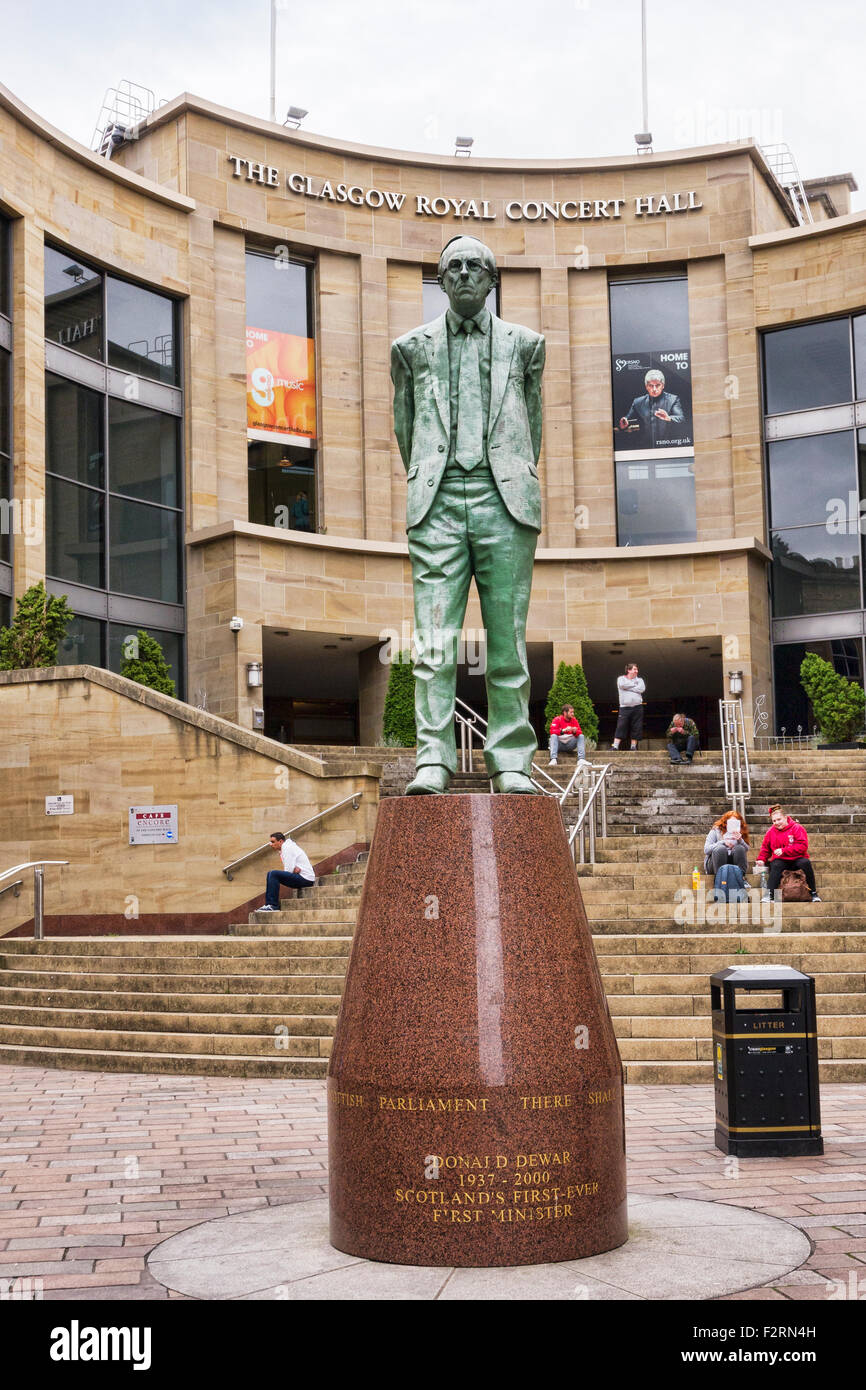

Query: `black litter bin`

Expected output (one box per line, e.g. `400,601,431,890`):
711,964,822,1157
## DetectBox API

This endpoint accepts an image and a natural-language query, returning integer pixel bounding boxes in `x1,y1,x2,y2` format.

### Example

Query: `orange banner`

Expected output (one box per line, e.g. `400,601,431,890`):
246,326,316,438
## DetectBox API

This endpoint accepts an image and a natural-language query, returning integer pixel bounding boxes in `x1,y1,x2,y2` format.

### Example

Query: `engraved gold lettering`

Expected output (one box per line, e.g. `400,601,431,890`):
588,1089,612,1104
520,1095,571,1109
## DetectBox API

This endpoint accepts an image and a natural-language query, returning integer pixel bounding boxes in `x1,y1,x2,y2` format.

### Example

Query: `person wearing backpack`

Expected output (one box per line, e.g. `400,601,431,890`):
703,810,750,902
755,805,822,903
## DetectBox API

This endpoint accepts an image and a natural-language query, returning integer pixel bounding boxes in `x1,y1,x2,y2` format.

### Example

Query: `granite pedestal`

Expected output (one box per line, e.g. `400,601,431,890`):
327,794,628,1267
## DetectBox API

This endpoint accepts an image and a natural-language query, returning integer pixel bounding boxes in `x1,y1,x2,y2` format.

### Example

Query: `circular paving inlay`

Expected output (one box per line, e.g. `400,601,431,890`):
147,1194,810,1300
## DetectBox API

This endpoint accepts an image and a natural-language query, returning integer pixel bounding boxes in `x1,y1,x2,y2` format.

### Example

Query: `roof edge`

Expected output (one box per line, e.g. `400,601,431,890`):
0,82,196,213
135,90,784,181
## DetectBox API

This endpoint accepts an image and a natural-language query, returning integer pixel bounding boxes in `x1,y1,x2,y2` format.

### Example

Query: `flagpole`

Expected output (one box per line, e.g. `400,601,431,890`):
269,0,276,123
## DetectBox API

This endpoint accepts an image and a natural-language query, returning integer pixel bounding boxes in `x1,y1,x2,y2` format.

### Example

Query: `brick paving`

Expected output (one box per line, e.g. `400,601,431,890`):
0,1066,863,1300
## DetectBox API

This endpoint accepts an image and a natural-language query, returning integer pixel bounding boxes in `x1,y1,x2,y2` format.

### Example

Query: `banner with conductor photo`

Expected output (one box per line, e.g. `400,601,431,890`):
612,349,693,453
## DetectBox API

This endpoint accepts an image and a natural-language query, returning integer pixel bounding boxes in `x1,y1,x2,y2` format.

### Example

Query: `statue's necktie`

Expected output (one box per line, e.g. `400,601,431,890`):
455,319,484,469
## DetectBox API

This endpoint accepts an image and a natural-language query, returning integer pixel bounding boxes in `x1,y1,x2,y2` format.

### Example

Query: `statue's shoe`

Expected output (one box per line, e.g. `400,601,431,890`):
492,772,538,794
405,765,450,795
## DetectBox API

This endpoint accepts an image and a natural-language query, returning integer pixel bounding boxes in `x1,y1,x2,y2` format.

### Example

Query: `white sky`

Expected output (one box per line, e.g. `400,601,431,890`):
3,0,864,209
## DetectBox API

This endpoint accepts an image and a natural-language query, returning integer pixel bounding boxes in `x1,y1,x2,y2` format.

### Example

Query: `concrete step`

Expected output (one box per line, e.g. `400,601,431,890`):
0,1023,333,1058
0,1004,339,1036
0,1042,330,1079
0,985,343,1014
0,942,353,970
0,969,348,992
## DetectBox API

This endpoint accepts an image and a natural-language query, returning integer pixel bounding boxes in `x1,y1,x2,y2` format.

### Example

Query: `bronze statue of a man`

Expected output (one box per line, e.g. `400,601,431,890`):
390,235,545,794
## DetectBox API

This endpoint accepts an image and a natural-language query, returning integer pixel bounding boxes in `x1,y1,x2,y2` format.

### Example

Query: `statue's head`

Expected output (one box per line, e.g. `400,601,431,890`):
437,235,497,319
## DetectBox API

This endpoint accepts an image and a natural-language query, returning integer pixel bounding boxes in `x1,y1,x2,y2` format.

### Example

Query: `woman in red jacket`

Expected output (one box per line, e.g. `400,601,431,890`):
755,805,821,902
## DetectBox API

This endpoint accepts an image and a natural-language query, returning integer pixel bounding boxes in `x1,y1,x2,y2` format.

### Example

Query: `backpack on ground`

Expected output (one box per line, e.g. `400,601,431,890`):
780,868,811,902
712,862,748,903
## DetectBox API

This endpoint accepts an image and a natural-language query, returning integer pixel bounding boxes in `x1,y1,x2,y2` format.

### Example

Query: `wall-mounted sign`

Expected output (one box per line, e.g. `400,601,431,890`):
228,156,703,223
612,348,693,452
246,327,316,439
45,795,74,816
129,805,179,845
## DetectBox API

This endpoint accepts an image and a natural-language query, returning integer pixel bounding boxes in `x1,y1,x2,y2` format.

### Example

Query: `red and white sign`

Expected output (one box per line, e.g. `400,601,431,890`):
129,805,179,845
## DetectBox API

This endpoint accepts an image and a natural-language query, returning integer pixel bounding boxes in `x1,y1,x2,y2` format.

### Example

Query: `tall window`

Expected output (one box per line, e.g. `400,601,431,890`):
0,216,11,575
609,275,696,545
763,313,866,732
44,245,184,692
245,249,317,531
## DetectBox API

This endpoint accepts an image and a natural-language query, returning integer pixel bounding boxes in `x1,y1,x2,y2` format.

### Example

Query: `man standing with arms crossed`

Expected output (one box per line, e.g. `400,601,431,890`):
391,235,545,795
612,662,645,750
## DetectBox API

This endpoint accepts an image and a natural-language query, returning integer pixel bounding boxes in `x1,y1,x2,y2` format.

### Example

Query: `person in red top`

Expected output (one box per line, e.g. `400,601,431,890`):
548,704,585,766
755,804,821,902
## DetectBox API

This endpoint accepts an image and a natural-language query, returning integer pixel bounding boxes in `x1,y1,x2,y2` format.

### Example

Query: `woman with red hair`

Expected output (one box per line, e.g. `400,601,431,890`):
703,809,750,877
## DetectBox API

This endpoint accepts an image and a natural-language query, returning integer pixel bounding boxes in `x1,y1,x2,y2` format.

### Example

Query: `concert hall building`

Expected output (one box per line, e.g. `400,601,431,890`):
1,80,863,745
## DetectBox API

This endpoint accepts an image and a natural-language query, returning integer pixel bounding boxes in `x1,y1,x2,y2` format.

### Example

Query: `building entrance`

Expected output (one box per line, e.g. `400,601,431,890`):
581,637,724,749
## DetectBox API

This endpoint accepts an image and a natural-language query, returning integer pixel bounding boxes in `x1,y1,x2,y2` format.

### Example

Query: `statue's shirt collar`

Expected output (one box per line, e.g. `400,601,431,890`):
446,306,491,337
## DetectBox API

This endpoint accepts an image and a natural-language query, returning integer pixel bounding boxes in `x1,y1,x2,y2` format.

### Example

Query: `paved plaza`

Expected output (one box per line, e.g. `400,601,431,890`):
0,1068,864,1301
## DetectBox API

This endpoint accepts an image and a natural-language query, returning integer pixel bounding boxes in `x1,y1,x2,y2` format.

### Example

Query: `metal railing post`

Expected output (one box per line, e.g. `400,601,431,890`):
33,866,44,940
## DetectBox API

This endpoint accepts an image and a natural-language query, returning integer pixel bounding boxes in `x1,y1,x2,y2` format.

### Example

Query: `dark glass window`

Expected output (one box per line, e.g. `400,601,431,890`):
44,246,103,361
57,613,104,666
109,399,179,506
108,496,181,603
763,319,852,415
0,348,9,455
0,594,9,629
609,276,690,351
108,622,182,695
854,314,866,401
107,278,178,384
0,350,9,567
615,457,697,546
46,475,104,588
767,432,857,531
773,638,864,735
771,525,861,617
247,440,316,531
46,374,104,487
245,250,310,337
0,216,9,319
422,276,497,323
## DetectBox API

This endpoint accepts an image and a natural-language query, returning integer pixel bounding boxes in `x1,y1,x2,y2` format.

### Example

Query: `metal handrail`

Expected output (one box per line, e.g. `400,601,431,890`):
0,862,69,939
222,794,363,880
0,880,22,901
719,697,751,819
454,696,565,795
568,764,612,866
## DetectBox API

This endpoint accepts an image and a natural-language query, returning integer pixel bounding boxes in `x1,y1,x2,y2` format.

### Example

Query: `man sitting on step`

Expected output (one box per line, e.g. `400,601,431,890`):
259,831,317,912
547,704,585,767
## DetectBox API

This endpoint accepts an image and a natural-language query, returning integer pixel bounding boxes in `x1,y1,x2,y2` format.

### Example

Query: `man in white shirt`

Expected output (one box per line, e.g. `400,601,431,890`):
260,831,316,911
611,662,646,750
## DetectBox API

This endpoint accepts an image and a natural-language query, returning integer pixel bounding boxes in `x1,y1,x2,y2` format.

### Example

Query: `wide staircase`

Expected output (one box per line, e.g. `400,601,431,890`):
0,749,864,1081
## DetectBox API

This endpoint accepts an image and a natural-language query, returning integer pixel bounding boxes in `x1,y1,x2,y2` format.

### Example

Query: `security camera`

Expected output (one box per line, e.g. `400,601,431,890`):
229,616,244,632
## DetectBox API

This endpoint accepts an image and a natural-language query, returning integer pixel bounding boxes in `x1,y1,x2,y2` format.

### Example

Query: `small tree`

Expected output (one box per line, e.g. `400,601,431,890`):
544,660,599,742
120,629,176,697
382,650,416,747
0,581,74,669
800,652,865,743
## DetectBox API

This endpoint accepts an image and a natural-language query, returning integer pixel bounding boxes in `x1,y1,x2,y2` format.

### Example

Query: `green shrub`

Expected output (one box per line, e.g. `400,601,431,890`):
544,660,599,741
120,629,176,697
0,581,74,669
382,650,416,746
800,652,865,743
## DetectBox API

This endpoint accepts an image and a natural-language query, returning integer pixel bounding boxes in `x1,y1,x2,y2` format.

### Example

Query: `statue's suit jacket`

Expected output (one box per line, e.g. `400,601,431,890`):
390,311,545,532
